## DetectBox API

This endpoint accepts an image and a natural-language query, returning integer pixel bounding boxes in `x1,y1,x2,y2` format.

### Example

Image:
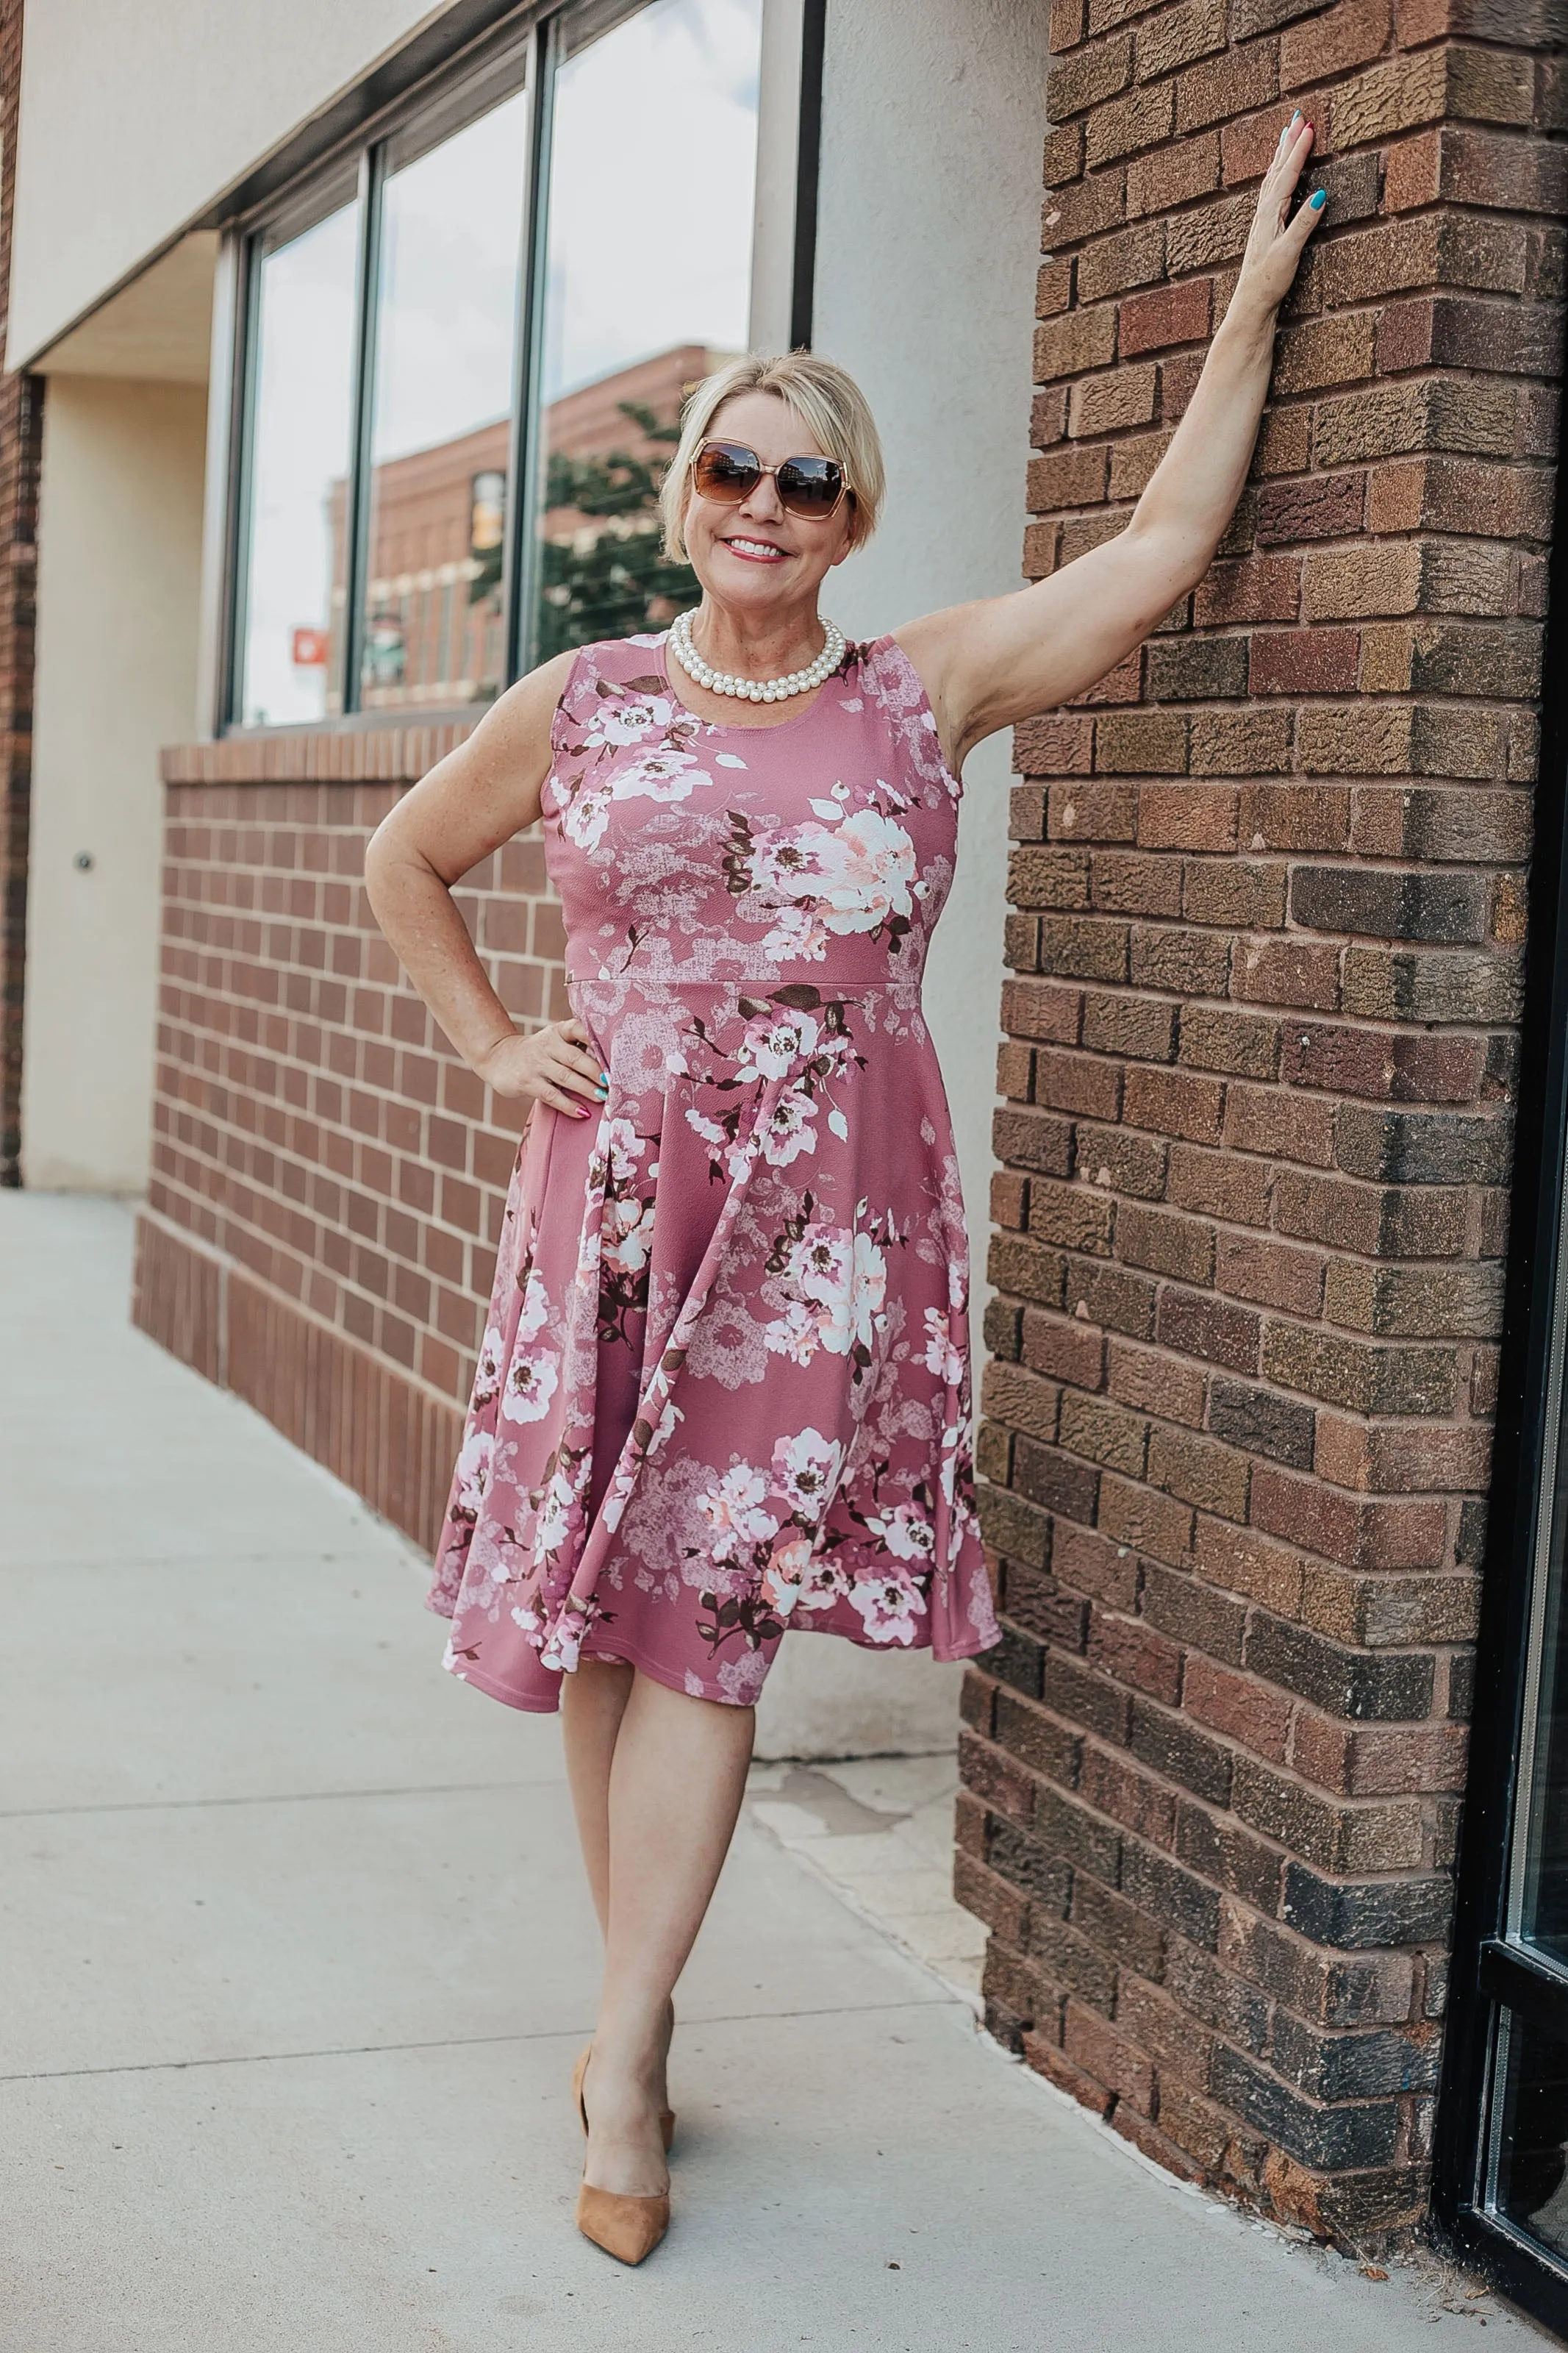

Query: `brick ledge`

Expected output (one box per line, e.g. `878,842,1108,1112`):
132,1209,463,1554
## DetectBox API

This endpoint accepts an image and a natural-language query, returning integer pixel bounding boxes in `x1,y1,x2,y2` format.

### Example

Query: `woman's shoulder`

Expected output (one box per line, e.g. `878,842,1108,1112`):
571,630,670,686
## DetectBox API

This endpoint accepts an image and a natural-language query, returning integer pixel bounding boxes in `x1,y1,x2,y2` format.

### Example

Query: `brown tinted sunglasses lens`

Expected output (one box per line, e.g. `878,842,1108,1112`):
693,441,845,517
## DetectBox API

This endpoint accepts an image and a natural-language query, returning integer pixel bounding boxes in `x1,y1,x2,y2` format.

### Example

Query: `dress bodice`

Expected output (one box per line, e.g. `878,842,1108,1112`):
540,631,964,994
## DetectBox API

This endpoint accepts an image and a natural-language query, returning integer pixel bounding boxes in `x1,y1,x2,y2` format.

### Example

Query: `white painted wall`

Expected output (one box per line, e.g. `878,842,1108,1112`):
756,0,1050,1759
7,0,451,365
812,0,1049,1312
21,380,208,1192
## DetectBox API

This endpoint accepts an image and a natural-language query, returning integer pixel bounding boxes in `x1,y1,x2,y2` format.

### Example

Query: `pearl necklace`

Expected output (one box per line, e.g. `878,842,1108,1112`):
667,607,845,704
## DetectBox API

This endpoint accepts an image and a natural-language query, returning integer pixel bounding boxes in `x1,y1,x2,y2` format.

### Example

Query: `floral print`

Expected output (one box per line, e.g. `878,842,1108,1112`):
429,630,1000,1711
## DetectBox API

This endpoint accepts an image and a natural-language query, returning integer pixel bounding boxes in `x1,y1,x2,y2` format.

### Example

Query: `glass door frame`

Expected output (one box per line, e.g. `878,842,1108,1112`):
1435,388,1568,2336
209,0,826,738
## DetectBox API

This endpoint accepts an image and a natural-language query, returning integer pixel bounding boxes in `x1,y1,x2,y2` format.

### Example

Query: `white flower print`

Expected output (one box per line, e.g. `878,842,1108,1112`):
737,1005,820,1081
765,1219,888,1367
758,1086,817,1168
454,1427,493,1514
747,806,917,938
762,1532,815,1618
848,1565,925,1645
760,901,828,962
867,1500,936,1563
812,808,917,934
473,1324,505,1409
771,1427,843,1521
922,1307,965,1385
535,1461,580,1554
595,1115,644,1186
796,1554,851,1613
695,1462,779,1558
501,1345,559,1425
583,690,679,748
603,1192,656,1277
613,749,702,804
562,785,613,853
518,1268,551,1342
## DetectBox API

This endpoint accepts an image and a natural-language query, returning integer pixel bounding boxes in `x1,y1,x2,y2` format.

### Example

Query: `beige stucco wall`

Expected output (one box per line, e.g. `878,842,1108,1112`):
7,0,449,366
21,379,208,1192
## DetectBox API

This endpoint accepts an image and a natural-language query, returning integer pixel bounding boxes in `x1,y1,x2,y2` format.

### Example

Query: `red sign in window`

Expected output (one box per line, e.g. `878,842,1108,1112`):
291,626,330,668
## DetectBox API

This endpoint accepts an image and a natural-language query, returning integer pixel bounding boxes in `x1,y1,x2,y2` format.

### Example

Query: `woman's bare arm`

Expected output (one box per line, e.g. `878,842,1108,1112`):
363,649,607,1120
898,113,1326,769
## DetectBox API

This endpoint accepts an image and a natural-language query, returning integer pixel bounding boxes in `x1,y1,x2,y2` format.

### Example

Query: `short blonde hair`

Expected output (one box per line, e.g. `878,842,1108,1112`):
659,351,886,563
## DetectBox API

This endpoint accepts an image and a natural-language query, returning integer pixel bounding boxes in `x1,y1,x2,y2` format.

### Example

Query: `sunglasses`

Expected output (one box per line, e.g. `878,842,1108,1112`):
691,438,849,521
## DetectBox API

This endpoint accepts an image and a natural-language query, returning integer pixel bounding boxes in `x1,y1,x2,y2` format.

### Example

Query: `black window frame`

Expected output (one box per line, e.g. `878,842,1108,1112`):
215,0,826,738
1433,377,1568,2332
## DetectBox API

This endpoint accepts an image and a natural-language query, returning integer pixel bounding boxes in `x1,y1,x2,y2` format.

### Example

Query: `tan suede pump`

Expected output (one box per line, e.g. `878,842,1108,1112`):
571,2046,670,2266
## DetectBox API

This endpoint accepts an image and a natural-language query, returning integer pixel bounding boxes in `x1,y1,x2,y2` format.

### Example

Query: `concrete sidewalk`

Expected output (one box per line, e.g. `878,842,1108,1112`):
0,1193,1540,2351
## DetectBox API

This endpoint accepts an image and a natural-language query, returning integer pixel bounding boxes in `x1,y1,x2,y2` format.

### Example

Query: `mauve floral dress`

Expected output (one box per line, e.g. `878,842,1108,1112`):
428,628,1000,1709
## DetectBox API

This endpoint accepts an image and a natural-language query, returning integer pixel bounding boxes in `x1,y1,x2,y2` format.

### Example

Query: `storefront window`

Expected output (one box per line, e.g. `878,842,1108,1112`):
234,175,360,726
529,0,764,664
360,74,531,713
227,0,772,729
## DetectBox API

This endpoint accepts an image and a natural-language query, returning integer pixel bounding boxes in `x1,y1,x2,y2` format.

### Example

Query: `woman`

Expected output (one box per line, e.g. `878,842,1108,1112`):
365,115,1325,2264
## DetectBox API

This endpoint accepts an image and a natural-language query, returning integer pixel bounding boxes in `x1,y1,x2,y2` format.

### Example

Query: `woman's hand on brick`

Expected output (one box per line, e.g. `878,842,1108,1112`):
1235,110,1327,320
476,1018,607,1118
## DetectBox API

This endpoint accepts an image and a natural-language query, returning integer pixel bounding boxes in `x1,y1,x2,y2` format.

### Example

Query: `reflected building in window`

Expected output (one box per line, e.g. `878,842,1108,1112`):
319,341,725,708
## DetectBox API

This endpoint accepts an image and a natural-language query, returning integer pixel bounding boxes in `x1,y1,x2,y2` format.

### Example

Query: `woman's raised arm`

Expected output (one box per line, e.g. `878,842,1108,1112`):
899,113,1327,771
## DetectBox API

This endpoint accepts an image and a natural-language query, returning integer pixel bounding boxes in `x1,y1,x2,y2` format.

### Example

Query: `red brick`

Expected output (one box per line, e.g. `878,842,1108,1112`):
1125,1065,1226,1143
1121,282,1214,366
1247,630,1360,697
1183,1657,1293,1763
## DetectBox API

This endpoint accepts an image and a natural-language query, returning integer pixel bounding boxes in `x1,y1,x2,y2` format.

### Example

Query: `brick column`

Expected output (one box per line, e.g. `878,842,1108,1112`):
0,0,42,1187
960,0,1567,2243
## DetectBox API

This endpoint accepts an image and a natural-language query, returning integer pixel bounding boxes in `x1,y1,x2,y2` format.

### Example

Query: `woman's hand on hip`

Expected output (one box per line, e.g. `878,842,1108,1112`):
477,1018,608,1118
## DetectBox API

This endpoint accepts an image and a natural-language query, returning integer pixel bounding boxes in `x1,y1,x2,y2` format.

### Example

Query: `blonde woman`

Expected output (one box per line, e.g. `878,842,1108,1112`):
365,113,1325,2265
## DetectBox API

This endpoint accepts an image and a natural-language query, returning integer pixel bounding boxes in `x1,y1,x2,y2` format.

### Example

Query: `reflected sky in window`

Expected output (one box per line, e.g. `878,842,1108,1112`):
542,0,762,401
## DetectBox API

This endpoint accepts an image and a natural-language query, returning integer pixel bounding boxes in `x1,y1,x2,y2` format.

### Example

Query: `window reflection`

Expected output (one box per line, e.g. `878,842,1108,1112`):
237,181,359,727
357,77,531,712
1492,2007,1568,2257
529,0,764,663
1510,1370,1568,1963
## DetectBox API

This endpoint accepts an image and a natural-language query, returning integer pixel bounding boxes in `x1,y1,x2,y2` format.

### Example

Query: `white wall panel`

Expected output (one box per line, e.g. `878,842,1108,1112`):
810,0,1051,1302
8,0,452,365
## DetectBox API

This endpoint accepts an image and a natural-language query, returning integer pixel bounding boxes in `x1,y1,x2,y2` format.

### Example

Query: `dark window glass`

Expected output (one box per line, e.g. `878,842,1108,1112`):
1508,1285,1568,1965
236,176,360,726
528,0,764,665
1490,2007,1568,2257
358,72,531,713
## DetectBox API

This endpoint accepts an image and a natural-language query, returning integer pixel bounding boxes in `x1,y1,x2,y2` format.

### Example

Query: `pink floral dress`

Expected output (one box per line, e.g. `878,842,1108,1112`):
429,629,1000,1709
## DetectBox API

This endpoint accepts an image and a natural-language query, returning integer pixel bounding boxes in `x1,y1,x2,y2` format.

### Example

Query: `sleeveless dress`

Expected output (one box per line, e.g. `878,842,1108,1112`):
428,629,1000,1710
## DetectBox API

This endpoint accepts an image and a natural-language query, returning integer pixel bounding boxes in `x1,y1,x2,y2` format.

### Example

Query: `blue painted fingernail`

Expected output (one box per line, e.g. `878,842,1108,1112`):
1311,189,1327,208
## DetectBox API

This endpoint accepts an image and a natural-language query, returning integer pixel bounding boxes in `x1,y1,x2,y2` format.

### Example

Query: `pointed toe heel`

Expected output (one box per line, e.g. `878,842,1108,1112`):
575,2182,670,2265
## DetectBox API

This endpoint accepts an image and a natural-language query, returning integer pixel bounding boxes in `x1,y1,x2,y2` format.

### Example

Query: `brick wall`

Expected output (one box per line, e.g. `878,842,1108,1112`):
959,0,1568,2244
0,0,42,1187
134,726,572,1548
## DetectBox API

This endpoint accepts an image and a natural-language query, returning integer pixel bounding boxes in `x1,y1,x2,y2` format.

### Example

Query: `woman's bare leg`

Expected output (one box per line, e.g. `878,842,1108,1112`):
574,1669,756,2196
560,1656,635,1935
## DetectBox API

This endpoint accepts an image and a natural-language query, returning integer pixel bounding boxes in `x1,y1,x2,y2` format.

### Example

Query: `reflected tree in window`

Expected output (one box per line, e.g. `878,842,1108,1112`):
537,401,696,660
